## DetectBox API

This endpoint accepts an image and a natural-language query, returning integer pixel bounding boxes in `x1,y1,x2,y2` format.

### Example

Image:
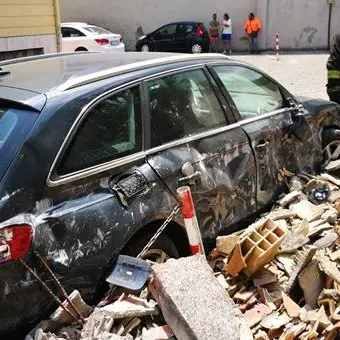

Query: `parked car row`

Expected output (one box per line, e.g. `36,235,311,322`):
0,51,340,337
60,21,210,54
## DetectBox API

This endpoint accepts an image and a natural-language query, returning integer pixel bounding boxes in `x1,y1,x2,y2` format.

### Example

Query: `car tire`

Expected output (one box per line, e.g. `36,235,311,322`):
123,232,179,262
75,47,88,52
141,44,150,52
322,129,340,166
191,43,203,54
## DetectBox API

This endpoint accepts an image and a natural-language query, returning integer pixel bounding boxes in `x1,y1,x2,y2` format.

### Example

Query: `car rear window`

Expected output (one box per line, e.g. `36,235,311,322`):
0,105,38,180
83,26,113,35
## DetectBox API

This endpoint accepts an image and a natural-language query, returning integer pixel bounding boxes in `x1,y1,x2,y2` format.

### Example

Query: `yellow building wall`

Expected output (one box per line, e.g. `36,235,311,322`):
0,0,58,37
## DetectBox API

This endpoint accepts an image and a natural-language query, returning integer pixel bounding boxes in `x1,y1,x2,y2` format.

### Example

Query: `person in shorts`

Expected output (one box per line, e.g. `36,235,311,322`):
222,13,232,54
244,12,261,54
209,13,220,53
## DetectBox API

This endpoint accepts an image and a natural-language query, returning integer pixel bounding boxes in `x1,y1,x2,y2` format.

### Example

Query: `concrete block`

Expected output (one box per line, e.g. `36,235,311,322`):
315,251,340,285
284,246,317,294
151,255,253,340
313,232,338,249
49,290,92,325
278,190,301,207
298,261,324,309
97,333,131,340
216,234,239,256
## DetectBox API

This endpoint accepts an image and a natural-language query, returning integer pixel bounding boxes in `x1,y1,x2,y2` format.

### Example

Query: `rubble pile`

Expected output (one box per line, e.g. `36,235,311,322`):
209,164,340,339
29,289,174,340
28,162,340,340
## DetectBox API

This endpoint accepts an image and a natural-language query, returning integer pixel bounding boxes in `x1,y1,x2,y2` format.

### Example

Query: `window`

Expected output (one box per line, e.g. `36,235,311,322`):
156,24,177,37
83,26,112,35
213,66,285,120
0,109,17,146
177,24,194,37
58,87,142,175
61,27,86,38
0,105,38,181
147,69,227,147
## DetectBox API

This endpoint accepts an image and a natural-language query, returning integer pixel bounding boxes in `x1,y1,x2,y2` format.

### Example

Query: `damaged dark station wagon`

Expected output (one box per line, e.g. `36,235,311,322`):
0,52,340,337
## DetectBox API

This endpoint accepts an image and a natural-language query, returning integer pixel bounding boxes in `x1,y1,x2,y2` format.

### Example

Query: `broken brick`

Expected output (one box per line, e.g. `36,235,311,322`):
244,304,273,328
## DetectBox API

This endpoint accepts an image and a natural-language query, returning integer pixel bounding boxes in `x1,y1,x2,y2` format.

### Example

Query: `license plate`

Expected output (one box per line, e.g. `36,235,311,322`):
110,40,119,46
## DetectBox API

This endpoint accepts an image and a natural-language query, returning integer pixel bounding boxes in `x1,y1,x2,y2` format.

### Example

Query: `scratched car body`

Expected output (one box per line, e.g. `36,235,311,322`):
0,52,339,336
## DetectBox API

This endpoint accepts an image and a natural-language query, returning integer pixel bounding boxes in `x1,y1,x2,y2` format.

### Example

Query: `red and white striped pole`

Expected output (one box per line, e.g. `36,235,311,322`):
276,33,280,60
177,186,205,256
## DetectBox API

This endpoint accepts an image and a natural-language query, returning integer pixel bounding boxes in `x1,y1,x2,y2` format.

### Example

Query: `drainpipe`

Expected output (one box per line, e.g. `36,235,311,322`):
327,2,333,50
53,0,62,53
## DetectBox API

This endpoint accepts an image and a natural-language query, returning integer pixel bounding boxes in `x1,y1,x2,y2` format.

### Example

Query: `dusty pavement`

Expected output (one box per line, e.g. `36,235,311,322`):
234,53,329,101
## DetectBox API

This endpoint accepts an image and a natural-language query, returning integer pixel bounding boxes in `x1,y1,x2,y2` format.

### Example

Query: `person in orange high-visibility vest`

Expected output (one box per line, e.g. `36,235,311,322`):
244,12,261,54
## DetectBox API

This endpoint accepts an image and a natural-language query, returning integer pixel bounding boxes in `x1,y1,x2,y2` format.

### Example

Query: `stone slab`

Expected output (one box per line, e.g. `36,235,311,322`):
152,255,252,340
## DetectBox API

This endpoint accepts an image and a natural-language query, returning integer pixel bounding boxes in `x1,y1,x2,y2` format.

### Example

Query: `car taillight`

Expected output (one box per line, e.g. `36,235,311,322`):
120,37,123,43
0,225,32,264
95,38,110,45
196,25,203,37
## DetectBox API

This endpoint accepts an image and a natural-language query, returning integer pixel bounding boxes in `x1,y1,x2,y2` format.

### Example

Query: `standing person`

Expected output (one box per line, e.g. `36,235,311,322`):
209,13,220,53
222,13,232,54
244,12,261,54
327,33,340,104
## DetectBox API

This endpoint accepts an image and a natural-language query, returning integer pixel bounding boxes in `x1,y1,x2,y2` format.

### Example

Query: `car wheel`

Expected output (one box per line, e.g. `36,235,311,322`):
123,232,179,262
191,43,203,54
141,44,150,52
75,47,88,52
322,129,340,166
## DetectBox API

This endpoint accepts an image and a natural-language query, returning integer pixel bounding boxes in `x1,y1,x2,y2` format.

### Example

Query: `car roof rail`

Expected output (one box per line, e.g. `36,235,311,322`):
62,22,88,26
0,51,97,66
59,53,231,91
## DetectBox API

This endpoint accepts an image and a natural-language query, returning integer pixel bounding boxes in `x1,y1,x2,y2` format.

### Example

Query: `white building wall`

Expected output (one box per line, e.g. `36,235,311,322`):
60,0,340,51
60,0,257,51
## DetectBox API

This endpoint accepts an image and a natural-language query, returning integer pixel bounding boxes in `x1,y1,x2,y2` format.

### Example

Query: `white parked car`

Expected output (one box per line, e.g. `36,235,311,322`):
61,22,125,53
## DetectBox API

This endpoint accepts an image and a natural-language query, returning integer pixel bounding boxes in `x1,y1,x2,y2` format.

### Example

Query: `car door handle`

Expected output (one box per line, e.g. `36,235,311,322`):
179,162,201,185
179,171,201,185
255,141,269,150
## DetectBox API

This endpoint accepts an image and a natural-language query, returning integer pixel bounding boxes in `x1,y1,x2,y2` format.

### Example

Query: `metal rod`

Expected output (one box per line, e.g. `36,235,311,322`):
34,251,86,323
19,259,83,327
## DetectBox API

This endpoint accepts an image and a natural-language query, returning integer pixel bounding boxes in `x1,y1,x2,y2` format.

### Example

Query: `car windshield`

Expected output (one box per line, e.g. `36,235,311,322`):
0,105,37,181
83,26,113,35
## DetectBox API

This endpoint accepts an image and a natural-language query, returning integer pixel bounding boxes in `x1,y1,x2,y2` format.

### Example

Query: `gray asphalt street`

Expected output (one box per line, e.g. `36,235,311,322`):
233,53,329,100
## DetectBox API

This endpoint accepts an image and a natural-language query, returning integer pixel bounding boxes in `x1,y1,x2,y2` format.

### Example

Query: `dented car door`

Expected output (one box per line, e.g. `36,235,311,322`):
33,85,178,302
144,67,257,242
210,64,297,209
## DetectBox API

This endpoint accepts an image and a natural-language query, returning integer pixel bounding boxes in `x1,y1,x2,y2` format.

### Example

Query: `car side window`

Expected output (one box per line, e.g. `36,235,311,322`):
156,24,177,37
61,27,86,38
58,87,142,175
177,24,194,37
213,66,285,120
147,69,227,147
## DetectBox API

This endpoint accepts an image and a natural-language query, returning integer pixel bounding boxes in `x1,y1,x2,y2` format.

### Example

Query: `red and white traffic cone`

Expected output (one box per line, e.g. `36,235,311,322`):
276,33,280,60
177,186,205,256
